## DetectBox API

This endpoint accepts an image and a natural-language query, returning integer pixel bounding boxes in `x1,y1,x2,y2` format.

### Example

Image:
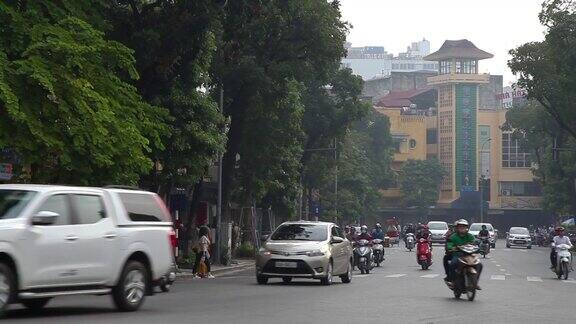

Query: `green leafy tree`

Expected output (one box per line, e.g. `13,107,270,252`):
103,0,227,194
315,110,393,224
0,2,167,185
398,159,446,213
508,0,576,141
214,0,349,217
503,101,576,217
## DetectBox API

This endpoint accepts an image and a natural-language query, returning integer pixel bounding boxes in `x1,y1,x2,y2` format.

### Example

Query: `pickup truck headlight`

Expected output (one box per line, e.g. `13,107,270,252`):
306,250,325,257
259,248,271,256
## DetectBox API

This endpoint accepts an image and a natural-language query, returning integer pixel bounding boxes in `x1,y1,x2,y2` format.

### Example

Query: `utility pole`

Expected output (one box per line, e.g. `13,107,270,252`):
479,138,491,223
334,138,338,223
216,87,224,265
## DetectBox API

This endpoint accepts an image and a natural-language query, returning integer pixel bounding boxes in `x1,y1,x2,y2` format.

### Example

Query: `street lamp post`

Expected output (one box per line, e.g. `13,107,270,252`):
479,138,491,223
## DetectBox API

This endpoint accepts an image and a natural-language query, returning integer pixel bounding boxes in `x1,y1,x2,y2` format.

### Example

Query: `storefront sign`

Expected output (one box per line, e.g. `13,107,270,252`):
0,163,13,181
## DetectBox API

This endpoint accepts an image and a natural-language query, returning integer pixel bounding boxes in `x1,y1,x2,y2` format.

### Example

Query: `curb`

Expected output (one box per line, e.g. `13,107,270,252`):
177,262,254,278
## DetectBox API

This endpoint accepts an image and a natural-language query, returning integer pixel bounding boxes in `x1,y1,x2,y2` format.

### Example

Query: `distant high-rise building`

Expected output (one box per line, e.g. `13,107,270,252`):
342,39,437,80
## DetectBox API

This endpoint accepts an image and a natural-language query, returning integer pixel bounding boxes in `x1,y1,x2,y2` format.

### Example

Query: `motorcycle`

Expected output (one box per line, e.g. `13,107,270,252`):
446,244,481,301
477,237,490,258
552,243,573,280
405,233,415,251
372,239,385,267
354,239,374,274
416,238,432,270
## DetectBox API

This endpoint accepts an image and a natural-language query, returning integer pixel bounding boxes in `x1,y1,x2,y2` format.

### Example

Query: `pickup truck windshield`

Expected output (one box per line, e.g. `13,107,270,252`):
0,190,37,220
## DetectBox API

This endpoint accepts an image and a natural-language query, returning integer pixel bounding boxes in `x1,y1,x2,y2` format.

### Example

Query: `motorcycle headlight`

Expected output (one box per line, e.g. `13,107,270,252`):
306,250,326,257
259,248,271,256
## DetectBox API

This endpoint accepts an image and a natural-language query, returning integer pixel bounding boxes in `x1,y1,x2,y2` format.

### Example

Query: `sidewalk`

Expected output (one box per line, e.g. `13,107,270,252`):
177,259,254,277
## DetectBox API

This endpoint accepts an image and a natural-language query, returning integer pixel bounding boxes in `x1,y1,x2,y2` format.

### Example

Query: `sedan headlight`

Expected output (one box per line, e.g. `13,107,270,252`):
306,250,326,257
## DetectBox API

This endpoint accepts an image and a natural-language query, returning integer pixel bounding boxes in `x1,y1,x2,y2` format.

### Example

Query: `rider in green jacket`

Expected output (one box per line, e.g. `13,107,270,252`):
444,219,482,288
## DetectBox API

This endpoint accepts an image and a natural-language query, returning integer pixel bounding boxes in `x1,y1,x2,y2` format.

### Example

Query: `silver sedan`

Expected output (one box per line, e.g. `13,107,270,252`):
255,221,353,285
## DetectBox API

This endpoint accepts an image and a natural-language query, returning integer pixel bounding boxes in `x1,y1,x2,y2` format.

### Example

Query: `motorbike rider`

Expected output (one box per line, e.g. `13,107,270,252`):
444,219,482,289
372,223,385,240
478,225,490,239
416,224,431,240
357,225,373,241
550,227,573,269
404,223,416,245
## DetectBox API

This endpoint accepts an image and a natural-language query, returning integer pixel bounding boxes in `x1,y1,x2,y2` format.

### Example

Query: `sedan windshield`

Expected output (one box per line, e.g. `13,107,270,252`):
428,222,447,230
470,224,493,232
510,227,529,235
271,224,328,241
0,190,37,220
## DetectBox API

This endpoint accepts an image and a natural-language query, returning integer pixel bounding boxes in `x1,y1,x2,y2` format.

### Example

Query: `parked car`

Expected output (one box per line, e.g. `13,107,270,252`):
427,221,449,244
255,221,353,285
506,227,532,249
0,185,174,316
469,223,497,248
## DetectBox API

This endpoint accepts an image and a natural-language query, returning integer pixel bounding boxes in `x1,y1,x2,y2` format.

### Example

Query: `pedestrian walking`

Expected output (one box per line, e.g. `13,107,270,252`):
194,226,214,278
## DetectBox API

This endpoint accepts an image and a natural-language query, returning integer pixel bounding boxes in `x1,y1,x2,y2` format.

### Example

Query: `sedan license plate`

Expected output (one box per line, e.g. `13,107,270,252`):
514,240,525,244
275,261,297,268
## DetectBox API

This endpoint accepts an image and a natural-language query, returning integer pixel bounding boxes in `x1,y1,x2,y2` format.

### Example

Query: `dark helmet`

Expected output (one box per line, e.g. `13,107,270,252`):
481,225,487,229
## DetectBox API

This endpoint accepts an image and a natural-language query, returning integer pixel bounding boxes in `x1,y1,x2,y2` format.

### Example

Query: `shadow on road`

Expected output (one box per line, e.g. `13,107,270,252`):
5,307,116,320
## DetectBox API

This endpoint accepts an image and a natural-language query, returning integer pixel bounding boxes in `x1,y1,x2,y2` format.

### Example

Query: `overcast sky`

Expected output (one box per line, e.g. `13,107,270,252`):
339,0,546,85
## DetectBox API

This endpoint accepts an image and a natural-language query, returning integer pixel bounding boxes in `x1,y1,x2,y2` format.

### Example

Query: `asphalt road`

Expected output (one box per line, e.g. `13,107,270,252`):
4,244,575,324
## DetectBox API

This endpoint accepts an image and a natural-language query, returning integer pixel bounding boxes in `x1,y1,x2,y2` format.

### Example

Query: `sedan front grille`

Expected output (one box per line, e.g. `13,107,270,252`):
262,259,315,275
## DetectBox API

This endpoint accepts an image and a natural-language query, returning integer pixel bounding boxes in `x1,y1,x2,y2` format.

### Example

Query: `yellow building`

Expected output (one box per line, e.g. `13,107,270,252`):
375,40,546,227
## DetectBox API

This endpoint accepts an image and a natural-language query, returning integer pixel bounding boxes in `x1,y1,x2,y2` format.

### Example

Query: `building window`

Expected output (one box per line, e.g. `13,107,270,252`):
502,132,531,167
499,181,542,197
426,129,438,144
409,139,417,149
440,60,452,74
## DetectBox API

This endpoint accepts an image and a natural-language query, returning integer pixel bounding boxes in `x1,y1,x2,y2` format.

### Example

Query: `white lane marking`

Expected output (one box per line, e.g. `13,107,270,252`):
385,274,407,278
490,260,497,263
490,275,506,280
420,274,440,279
527,276,543,282
520,250,527,253
500,269,507,272
565,280,576,284
495,264,501,267
505,273,512,276
355,274,370,278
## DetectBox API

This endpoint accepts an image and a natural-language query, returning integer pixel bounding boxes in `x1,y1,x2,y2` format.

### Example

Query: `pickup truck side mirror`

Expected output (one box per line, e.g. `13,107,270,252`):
331,236,344,244
32,211,60,225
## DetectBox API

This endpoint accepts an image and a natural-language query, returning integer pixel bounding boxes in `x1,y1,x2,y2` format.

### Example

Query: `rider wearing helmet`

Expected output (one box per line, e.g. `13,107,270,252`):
550,226,573,269
372,223,384,240
357,225,373,241
444,219,482,287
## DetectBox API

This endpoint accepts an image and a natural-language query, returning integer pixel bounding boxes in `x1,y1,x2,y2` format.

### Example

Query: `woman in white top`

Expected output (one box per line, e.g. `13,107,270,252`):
194,226,213,278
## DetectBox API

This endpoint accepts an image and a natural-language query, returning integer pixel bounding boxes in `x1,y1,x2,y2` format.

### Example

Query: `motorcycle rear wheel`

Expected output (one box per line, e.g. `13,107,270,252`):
421,263,429,270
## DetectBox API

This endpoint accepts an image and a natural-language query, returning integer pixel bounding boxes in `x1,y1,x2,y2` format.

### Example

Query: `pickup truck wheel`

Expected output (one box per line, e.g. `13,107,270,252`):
0,263,15,317
113,261,148,312
21,298,50,311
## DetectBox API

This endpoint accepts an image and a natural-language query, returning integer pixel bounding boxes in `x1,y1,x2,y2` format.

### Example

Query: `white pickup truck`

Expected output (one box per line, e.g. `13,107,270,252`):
0,184,174,315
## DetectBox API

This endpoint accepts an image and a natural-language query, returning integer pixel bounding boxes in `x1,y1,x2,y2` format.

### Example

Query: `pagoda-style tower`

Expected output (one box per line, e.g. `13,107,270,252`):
424,40,493,202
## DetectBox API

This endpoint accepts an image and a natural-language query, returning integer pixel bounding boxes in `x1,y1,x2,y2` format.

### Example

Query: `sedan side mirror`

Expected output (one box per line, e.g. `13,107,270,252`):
260,234,269,242
32,211,59,226
331,236,344,244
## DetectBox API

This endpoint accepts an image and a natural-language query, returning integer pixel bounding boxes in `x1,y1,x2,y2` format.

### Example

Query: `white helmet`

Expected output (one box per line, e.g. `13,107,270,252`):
361,225,368,233
454,219,469,227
